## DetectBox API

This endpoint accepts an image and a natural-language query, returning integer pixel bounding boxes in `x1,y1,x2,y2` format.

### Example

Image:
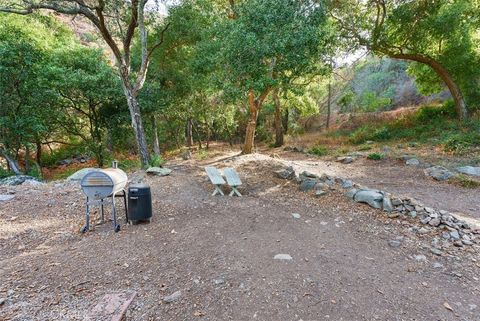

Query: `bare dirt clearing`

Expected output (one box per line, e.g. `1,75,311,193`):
1,152,479,320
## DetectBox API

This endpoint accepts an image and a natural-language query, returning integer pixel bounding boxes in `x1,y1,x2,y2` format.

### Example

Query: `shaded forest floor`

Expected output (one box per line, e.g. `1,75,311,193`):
1,147,479,320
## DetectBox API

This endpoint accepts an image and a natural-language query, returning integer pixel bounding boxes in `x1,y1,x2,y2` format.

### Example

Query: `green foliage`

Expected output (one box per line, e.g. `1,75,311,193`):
451,175,480,189
346,102,480,154
0,166,11,179
149,154,166,167
196,149,209,160
197,0,334,100
308,145,328,156
367,153,384,160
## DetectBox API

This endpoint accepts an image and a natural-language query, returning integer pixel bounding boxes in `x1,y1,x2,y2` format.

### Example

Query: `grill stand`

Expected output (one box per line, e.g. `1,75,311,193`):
81,189,128,233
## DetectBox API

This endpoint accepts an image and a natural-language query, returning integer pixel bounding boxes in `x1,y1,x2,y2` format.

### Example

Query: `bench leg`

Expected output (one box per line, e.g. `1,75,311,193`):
212,185,224,196
229,186,242,197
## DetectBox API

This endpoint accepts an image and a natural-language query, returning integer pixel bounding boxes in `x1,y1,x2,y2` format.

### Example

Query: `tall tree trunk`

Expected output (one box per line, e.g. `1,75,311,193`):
326,78,331,129
186,118,194,147
25,144,30,174
152,115,161,156
242,88,271,154
389,53,468,120
123,87,150,167
35,139,42,166
242,91,259,154
272,88,284,147
282,107,289,134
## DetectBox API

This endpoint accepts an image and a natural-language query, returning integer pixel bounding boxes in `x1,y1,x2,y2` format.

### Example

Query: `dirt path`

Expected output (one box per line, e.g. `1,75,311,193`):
1,154,479,320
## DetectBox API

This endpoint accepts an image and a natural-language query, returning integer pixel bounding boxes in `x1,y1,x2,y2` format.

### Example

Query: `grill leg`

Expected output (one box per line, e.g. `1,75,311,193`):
101,202,105,223
123,190,128,223
81,197,90,233
112,195,120,232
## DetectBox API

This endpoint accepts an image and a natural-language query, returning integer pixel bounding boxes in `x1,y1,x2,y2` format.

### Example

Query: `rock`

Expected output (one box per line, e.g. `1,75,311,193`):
275,166,295,180
213,278,225,285
424,207,434,213
420,217,431,224
354,190,384,209
382,197,394,213
274,254,292,260
430,248,443,256
409,211,417,218
462,239,473,246
315,190,327,197
449,230,460,240
424,166,454,181
315,182,329,191
57,158,73,166
456,166,480,177
340,179,353,189
406,158,420,166
433,262,444,269
336,156,354,164
441,232,450,240
414,255,427,262
400,154,415,161
388,240,402,248
391,198,403,206
418,227,430,234
0,298,5,306
146,167,172,176
0,194,15,202
292,213,301,219
300,171,318,179
428,218,441,227
0,175,44,186
163,290,182,303
66,168,97,181
299,179,317,192
181,149,192,160
345,188,358,199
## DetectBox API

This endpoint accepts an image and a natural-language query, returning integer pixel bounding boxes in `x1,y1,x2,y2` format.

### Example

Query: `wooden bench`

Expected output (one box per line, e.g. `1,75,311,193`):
84,291,136,321
205,166,226,196
224,167,242,197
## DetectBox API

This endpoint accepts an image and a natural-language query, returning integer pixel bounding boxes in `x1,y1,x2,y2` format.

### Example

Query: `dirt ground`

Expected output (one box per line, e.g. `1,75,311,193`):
1,150,479,321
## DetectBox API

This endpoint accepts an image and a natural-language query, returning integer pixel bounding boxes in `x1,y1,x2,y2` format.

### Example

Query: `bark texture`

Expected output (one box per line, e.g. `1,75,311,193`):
272,88,284,147
242,88,271,154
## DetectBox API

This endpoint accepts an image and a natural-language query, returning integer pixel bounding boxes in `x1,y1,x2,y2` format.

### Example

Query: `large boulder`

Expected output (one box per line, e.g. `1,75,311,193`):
424,166,454,181
146,167,172,176
66,168,97,181
354,190,384,209
456,166,480,177
0,175,44,186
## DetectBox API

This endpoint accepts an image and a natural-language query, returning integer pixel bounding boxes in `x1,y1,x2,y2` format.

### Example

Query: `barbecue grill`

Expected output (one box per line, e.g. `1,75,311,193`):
80,161,128,233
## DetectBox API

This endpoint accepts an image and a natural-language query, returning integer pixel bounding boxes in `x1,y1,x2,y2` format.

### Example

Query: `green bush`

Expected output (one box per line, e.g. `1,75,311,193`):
367,153,384,160
0,166,11,179
415,101,457,122
308,145,328,156
197,149,209,160
149,154,166,167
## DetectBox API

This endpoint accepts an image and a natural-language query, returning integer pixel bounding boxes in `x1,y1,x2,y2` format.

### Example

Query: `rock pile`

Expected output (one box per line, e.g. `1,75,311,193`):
274,166,478,248
0,175,44,186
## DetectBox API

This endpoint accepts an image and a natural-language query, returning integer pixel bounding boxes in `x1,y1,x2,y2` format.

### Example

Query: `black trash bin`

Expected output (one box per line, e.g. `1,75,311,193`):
128,184,152,223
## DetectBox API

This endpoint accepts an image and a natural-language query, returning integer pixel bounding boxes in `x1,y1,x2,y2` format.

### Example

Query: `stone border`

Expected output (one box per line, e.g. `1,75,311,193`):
274,166,478,249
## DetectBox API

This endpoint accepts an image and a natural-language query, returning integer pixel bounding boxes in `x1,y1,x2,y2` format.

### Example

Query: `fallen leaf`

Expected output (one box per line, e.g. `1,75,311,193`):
443,302,453,312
